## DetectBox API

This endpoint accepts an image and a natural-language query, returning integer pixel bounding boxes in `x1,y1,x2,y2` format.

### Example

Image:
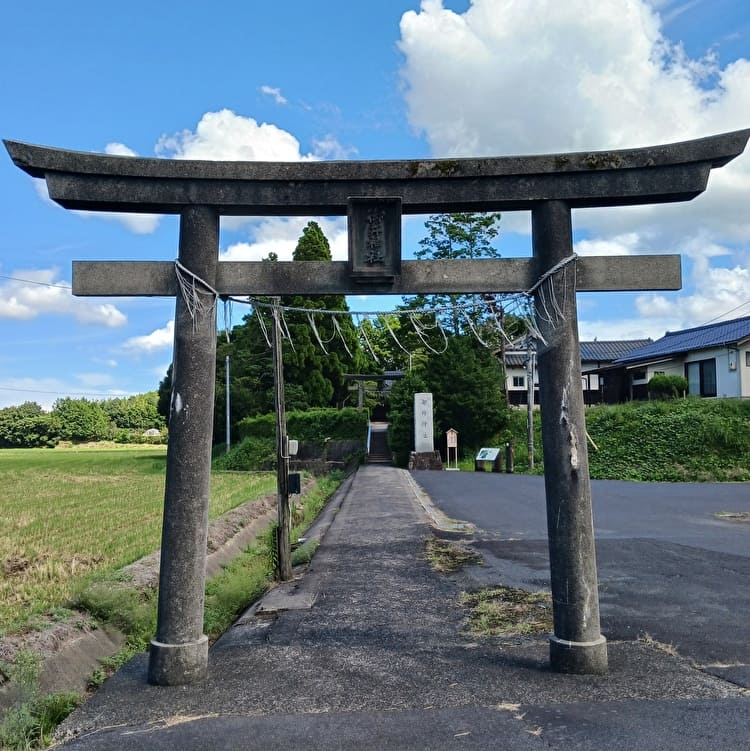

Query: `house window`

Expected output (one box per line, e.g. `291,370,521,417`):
512,375,525,388
686,359,717,397
746,351,750,367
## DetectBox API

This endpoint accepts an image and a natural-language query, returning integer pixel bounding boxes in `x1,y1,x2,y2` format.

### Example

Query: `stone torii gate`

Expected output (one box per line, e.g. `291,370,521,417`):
5,130,748,686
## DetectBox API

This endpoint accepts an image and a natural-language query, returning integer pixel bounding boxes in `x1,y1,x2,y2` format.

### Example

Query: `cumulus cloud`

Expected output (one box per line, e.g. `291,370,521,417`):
221,217,348,262
156,109,317,161
0,270,127,327
121,320,174,354
398,0,750,330
635,254,750,324
574,232,644,256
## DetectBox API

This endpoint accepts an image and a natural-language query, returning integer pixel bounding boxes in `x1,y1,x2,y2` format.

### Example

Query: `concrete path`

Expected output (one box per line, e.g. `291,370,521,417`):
54,466,748,750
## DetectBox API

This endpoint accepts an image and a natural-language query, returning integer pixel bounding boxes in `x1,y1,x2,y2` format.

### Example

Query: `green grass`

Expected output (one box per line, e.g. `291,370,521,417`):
0,446,275,635
461,586,553,637
0,650,81,750
484,398,750,482
424,537,482,573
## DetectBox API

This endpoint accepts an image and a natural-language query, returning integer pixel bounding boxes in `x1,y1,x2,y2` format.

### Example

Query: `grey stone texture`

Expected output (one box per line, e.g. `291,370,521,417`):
71,255,682,297
148,206,219,686
6,130,748,214
532,201,608,674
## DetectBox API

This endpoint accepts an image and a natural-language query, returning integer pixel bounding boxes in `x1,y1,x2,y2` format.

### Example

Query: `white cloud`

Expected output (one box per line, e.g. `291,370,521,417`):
121,320,174,354
398,2,750,232
398,0,750,337
574,233,643,256
221,217,348,262
156,109,317,162
634,254,750,325
311,134,358,160
35,175,161,234
74,372,117,388
0,270,127,327
105,142,138,157
578,316,677,342
260,85,288,105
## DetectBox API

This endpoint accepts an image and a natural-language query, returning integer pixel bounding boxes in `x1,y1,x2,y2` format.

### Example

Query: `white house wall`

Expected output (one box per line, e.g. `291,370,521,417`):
684,346,741,398
739,344,750,397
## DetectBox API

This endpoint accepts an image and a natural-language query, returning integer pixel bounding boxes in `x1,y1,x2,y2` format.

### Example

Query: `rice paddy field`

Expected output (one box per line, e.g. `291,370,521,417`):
0,445,276,636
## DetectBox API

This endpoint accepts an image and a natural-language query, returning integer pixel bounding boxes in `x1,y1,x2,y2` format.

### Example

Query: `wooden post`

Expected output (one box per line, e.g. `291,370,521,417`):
148,206,218,685
526,340,535,470
272,300,292,581
532,200,608,674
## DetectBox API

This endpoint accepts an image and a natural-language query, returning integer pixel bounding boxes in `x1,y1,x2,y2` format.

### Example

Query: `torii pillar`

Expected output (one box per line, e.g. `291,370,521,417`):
5,130,747,683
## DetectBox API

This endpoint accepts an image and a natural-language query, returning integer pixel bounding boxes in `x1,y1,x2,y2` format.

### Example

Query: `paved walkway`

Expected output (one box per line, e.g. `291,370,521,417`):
55,466,748,749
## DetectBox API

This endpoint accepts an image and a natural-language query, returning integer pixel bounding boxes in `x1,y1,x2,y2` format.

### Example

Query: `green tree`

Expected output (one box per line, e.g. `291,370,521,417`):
425,335,508,453
102,392,164,431
405,212,502,336
157,364,173,425
281,221,364,407
51,398,111,442
214,310,276,444
0,402,59,448
387,370,428,467
210,223,365,444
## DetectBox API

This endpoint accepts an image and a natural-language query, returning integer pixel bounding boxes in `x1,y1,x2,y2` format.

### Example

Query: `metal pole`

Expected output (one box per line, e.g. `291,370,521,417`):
272,299,292,581
532,200,607,675
225,355,231,453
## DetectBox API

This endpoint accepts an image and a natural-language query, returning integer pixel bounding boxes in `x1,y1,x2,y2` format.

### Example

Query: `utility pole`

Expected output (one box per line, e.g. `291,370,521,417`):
272,299,292,581
225,355,231,453
526,338,535,470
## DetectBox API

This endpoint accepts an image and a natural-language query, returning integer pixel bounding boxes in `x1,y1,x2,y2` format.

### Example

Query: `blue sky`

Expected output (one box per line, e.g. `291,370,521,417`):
1,0,749,409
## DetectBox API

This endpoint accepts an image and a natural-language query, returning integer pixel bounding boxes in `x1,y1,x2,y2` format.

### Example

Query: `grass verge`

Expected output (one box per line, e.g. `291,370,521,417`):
0,651,81,751
424,537,482,573
461,586,553,637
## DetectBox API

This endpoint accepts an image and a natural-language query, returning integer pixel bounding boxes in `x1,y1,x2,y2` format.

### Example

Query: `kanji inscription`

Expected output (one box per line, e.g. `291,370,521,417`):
348,197,401,282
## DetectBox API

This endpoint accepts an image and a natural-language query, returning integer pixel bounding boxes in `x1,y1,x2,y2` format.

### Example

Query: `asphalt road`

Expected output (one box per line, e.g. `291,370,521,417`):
411,470,750,687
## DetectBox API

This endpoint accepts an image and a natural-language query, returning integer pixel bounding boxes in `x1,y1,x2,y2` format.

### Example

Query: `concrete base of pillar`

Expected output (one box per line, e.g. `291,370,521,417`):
549,634,608,675
147,635,209,685
408,451,443,470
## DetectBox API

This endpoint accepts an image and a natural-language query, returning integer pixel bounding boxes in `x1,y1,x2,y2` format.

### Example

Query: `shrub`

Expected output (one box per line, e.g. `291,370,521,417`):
214,436,276,471
237,408,368,444
647,373,688,400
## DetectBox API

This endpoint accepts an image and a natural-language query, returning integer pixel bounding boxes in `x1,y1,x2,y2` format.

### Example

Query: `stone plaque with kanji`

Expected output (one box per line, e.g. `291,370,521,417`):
348,196,401,282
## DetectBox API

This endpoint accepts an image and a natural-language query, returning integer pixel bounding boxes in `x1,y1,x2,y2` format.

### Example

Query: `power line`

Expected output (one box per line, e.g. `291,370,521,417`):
0,385,132,399
700,299,750,326
0,273,72,290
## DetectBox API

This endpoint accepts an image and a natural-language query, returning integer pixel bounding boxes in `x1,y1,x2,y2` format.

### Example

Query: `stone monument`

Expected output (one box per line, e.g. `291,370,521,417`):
409,392,442,470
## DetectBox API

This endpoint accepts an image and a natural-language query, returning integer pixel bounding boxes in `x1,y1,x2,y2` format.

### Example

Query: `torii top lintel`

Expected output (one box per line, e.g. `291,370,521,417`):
4,130,749,216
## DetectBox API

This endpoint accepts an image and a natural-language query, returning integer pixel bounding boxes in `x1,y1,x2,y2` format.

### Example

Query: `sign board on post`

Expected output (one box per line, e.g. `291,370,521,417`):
446,428,459,471
475,447,502,473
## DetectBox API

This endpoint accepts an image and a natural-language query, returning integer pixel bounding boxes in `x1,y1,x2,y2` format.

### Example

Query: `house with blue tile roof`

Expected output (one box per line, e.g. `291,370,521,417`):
504,337,652,406
603,315,750,401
